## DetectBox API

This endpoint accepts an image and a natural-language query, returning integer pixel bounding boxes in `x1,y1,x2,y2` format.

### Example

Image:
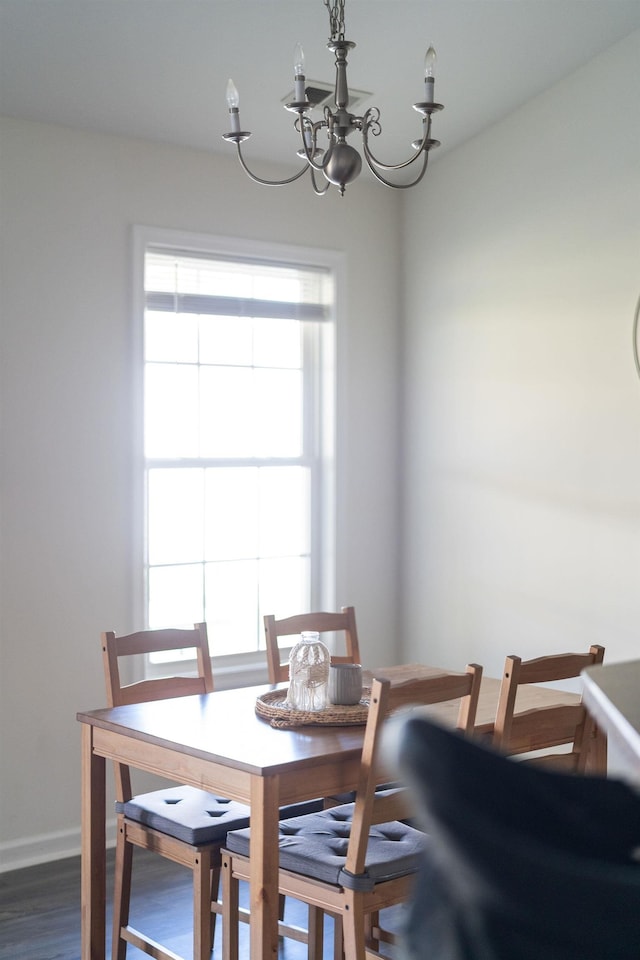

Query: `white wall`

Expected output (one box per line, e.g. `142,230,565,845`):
401,32,640,680
0,122,401,869
2,28,639,872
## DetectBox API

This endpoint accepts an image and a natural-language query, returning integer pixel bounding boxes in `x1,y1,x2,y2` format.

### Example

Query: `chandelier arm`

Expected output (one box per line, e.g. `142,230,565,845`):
309,108,340,175
302,135,337,175
310,167,332,196
361,114,433,172
296,116,334,174
363,148,430,190
234,142,310,186
302,141,335,174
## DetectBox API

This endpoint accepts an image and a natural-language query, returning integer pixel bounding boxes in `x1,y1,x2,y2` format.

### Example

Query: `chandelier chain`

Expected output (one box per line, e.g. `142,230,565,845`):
324,0,346,41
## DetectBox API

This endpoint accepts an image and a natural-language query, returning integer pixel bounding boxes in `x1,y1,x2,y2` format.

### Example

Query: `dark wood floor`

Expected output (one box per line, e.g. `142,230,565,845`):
0,849,401,960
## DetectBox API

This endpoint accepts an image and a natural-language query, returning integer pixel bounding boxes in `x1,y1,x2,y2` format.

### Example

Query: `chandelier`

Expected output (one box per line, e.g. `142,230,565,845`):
222,0,443,197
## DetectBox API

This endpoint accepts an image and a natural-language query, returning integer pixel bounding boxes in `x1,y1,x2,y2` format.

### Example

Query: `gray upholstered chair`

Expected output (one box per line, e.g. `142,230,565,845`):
399,715,640,960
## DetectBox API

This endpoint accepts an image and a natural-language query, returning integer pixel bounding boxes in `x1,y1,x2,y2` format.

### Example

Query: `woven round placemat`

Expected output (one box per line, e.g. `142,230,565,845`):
255,687,371,728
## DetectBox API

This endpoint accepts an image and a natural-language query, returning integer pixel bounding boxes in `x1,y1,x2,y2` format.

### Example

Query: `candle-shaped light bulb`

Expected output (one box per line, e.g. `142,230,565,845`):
424,46,437,79
293,43,306,102
293,43,305,76
424,45,436,102
226,78,240,110
226,79,241,134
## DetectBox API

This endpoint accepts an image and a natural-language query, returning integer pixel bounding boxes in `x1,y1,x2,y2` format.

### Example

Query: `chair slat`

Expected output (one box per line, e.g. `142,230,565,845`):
516,649,604,685
115,675,210,706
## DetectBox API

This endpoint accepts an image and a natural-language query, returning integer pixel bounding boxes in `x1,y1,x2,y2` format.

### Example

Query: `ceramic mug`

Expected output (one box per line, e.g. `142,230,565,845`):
329,663,363,705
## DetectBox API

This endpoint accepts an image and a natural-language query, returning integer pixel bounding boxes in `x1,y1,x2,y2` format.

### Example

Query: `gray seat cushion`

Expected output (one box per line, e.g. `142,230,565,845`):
225,802,426,892
123,785,251,845
328,780,402,805
278,798,325,817
122,786,322,846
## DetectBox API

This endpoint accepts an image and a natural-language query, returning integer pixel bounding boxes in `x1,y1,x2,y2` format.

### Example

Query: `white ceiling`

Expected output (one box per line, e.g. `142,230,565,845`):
2,0,640,172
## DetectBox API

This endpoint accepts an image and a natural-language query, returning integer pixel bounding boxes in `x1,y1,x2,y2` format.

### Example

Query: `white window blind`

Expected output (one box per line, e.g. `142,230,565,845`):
145,251,332,322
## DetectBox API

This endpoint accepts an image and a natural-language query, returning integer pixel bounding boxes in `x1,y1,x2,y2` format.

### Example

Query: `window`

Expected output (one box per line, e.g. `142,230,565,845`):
137,231,337,664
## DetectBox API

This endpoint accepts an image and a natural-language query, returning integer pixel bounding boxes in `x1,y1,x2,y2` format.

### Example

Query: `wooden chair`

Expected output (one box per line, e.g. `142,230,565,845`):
264,606,361,684
221,663,483,960
493,644,606,774
264,605,363,952
102,624,251,960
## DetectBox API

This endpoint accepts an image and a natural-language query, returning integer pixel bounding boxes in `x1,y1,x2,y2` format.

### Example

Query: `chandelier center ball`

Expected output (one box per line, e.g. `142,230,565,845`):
324,142,363,188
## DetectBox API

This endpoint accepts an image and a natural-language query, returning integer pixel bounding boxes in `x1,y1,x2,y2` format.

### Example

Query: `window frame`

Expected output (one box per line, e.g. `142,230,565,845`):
132,226,343,684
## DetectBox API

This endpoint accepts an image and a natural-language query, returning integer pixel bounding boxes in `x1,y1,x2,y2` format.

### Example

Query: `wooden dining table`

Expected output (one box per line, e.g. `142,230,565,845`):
77,663,584,960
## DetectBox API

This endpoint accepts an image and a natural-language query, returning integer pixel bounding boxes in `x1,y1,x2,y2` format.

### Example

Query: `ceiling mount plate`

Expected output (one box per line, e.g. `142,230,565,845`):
281,80,372,111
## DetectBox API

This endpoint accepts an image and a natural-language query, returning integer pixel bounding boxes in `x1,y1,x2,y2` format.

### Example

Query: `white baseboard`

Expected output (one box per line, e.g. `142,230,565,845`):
0,818,117,874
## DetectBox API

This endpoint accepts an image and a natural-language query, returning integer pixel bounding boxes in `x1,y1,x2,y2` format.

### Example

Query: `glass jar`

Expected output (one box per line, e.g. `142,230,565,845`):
287,631,330,712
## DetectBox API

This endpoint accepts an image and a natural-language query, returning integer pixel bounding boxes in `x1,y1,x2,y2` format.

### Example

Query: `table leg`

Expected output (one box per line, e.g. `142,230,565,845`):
80,723,106,960
248,774,280,960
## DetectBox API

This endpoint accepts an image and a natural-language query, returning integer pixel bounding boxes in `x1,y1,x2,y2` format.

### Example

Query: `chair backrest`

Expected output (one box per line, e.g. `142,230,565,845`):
344,664,483,880
102,623,213,706
493,644,605,773
399,715,640,960
264,607,361,684
101,623,213,800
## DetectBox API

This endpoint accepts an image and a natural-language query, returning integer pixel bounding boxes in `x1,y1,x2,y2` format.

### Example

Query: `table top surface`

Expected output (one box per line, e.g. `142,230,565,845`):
77,665,448,776
77,662,581,776
79,682,367,776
